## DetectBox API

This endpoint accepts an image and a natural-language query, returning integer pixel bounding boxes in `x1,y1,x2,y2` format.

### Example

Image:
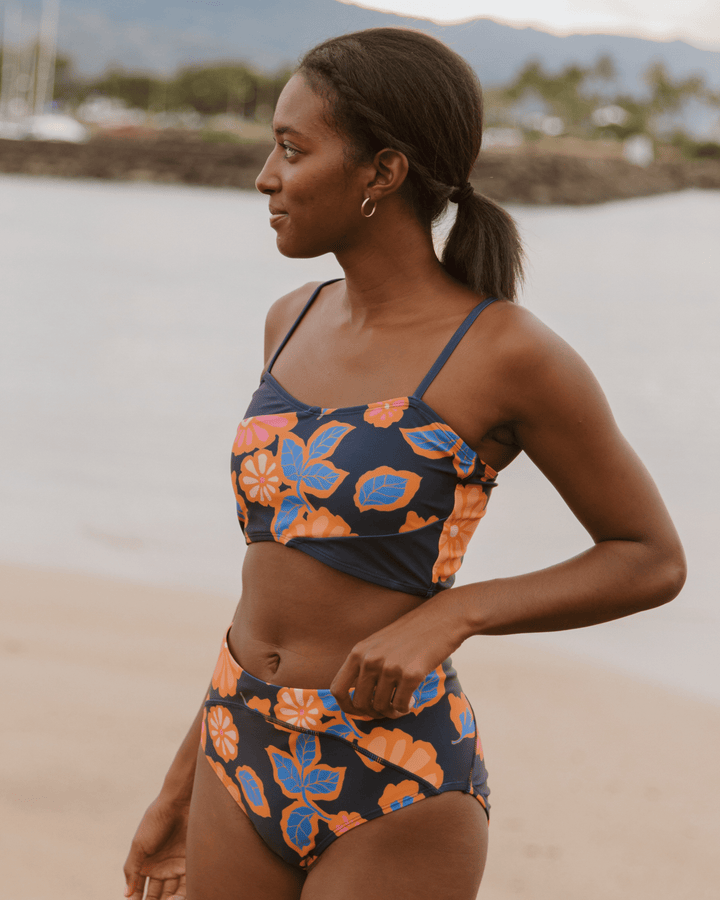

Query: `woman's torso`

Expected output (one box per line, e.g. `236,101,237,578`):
229,279,520,687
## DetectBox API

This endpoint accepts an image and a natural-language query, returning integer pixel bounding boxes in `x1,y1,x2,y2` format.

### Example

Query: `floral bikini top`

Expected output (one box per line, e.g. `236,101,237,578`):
231,280,498,598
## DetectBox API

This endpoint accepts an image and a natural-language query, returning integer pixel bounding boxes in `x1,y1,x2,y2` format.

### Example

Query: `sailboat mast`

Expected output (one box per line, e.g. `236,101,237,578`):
0,2,21,120
35,0,60,115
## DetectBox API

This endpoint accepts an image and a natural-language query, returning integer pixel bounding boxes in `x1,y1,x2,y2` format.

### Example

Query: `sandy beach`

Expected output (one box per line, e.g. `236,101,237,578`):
2,562,719,899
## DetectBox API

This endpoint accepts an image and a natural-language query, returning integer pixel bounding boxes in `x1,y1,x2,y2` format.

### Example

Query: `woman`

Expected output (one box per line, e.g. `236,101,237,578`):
124,28,685,900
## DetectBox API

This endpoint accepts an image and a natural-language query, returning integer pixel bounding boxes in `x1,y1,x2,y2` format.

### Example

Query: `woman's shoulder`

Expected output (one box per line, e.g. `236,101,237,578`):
263,281,326,364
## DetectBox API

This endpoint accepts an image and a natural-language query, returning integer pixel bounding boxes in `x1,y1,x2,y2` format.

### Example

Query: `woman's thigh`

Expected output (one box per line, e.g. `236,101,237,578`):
186,747,306,900
302,792,488,900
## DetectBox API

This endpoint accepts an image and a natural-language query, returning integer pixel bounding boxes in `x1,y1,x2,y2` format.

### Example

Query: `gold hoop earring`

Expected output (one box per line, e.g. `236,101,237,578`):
361,197,377,218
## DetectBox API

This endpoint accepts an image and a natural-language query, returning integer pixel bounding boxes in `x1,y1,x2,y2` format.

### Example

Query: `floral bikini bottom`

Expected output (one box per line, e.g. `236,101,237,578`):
202,631,490,870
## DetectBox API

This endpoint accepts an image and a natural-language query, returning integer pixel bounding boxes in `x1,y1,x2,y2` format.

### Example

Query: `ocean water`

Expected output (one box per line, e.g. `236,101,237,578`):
1,174,718,704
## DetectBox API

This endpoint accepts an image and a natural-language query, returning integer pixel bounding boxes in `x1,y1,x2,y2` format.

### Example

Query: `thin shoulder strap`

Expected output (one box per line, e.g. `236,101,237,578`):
266,279,344,374
413,297,498,399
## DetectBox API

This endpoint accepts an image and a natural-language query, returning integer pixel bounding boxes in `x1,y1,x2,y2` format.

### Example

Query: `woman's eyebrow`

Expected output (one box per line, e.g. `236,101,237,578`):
273,125,305,138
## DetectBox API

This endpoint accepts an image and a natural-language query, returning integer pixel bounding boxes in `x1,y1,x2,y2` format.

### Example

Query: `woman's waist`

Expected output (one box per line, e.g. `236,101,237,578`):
211,626,460,732
232,543,428,687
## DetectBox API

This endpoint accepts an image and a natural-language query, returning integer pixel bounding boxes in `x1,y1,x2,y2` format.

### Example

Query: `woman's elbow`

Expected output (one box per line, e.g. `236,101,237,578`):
644,542,687,610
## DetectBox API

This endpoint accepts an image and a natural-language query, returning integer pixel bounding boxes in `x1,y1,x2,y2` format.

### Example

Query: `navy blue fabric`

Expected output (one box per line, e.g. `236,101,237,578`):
231,281,499,597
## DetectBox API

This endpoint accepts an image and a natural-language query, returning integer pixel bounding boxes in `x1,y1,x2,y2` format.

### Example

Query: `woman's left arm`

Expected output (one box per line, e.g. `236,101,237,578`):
331,311,686,718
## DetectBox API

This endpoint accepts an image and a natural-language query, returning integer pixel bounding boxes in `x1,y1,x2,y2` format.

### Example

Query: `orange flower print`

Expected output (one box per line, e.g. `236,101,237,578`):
232,473,249,527
283,507,356,541
327,810,367,836
449,692,476,744
239,450,282,506
206,758,246,813
211,638,242,698
363,397,408,428
475,732,484,761
356,728,444,787
232,414,298,454
378,780,423,813
246,697,271,716
432,484,488,582
207,705,239,763
274,688,324,729
399,511,439,533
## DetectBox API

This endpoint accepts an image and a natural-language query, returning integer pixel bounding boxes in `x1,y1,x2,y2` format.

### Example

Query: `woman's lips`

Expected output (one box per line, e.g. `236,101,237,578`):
269,211,288,227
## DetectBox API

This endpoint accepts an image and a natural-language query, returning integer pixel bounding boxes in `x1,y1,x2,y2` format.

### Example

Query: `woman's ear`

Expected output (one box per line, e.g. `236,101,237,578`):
366,148,409,201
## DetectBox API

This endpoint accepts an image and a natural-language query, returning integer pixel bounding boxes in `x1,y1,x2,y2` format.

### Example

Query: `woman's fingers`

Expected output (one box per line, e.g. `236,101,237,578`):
331,646,425,718
124,874,145,900
166,873,187,900
391,681,418,716
369,671,397,716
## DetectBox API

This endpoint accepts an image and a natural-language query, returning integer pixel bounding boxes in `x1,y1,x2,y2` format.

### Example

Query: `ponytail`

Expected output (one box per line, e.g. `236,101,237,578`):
442,190,524,300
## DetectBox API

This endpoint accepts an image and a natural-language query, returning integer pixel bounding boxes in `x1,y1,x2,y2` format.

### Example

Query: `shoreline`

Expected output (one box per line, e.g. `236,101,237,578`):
3,561,719,899
2,135,720,205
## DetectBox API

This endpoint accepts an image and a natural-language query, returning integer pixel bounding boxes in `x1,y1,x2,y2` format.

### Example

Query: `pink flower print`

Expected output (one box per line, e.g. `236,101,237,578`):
327,810,367,836
232,414,298,454
207,705,239,763
274,688,324,729
363,397,408,428
239,450,282,505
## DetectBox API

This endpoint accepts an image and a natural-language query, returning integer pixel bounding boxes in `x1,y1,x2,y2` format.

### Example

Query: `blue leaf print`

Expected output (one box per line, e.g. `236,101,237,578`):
455,442,476,478
301,462,341,492
405,427,457,454
281,437,305,480
317,689,340,711
307,424,352,460
326,720,357,740
274,494,305,535
295,733,318,771
286,805,317,850
269,751,303,794
412,669,439,710
358,473,408,508
451,710,476,744
303,769,341,796
390,795,415,812
236,769,264,807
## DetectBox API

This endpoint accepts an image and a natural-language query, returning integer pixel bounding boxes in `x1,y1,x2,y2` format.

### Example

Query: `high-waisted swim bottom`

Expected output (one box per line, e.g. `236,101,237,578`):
202,631,490,869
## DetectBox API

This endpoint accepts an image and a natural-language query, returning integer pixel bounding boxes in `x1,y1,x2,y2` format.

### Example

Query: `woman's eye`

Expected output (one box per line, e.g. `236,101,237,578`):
281,143,299,159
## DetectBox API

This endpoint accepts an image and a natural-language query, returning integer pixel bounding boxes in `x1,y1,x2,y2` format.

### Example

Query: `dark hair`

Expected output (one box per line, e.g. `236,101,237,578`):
299,28,524,300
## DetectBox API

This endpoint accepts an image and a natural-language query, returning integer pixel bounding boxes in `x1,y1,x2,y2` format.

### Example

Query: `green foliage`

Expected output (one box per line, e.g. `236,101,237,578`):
644,62,705,113
503,58,599,131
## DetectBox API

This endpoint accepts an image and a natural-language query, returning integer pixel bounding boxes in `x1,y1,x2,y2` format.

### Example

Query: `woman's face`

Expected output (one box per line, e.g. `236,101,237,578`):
255,74,371,258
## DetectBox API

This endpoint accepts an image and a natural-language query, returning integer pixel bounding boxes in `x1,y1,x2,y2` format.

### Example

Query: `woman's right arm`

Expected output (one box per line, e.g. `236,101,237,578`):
123,701,204,900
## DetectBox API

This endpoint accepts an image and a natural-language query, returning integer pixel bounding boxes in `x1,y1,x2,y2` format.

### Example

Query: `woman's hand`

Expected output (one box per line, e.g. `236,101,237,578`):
330,592,465,719
123,795,190,900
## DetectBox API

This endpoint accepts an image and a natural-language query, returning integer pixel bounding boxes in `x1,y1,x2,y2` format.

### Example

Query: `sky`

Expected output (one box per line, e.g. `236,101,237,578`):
343,0,720,50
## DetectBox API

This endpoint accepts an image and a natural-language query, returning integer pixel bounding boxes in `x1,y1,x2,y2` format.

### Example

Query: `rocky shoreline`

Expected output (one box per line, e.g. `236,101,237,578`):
2,133,719,204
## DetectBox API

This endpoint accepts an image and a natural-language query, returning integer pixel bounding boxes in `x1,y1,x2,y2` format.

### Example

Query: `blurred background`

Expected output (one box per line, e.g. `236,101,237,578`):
1,3,719,899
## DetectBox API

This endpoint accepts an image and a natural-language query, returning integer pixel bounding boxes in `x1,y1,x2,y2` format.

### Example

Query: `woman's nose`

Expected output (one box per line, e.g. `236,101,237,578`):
255,149,279,195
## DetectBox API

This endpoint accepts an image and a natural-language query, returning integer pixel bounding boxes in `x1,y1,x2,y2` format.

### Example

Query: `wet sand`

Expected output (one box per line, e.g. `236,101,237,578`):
2,562,718,899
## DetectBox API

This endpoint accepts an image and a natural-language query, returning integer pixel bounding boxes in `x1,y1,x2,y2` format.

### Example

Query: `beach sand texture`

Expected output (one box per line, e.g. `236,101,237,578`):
2,563,718,899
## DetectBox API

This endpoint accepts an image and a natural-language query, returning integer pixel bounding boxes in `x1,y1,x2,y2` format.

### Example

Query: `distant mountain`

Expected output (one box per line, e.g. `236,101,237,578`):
16,0,720,93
